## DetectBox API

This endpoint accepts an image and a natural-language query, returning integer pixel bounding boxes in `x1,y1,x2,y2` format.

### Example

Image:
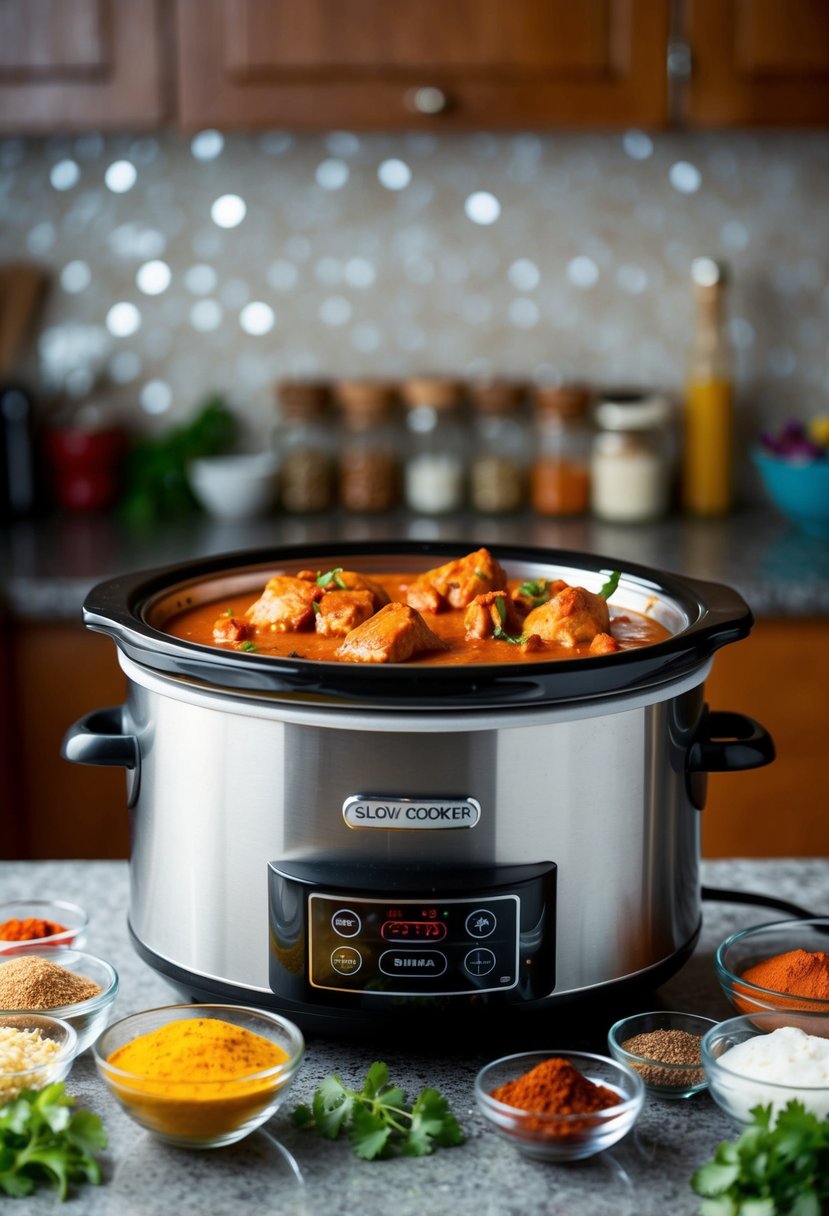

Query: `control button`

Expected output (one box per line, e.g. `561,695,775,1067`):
331,908,361,938
379,950,447,978
464,947,496,977
331,946,362,975
465,909,496,939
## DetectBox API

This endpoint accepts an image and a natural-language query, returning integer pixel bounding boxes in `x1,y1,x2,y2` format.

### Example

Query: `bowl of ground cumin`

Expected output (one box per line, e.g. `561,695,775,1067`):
715,919,829,1021
474,1050,644,1161
0,946,118,1054
607,1011,715,1098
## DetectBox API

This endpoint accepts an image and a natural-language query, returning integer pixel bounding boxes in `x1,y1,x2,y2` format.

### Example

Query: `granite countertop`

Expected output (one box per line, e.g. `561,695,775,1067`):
2,858,828,1215
3,505,829,622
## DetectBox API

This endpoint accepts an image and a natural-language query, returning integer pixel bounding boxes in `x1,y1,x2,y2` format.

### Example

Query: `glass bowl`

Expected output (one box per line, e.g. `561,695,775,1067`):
93,1004,305,1149
607,1011,715,1099
0,900,89,952
0,1012,78,1101
702,1011,829,1125
715,918,829,1017
474,1050,644,1162
0,945,118,1054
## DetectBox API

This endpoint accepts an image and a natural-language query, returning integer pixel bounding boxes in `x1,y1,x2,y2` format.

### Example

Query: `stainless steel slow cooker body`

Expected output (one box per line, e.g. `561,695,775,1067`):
64,542,774,1032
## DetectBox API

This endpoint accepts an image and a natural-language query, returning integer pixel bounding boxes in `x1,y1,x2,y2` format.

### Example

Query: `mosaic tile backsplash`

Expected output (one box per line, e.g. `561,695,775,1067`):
1,127,827,501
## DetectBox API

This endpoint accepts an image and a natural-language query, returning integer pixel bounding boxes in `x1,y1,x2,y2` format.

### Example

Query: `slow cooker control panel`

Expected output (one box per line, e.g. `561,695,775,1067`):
268,861,556,1006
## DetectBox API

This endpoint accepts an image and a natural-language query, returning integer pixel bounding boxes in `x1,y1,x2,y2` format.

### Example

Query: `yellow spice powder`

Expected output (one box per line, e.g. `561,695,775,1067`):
107,1017,290,1139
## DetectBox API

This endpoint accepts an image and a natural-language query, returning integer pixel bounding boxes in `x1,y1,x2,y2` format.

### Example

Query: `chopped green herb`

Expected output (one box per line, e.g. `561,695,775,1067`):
517,578,552,608
0,1082,107,1201
598,570,621,600
292,1061,464,1160
492,596,526,645
223,607,234,617
690,1101,829,1216
317,568,348,590
239,641,258,652
312,601,321,614
474,569,488,580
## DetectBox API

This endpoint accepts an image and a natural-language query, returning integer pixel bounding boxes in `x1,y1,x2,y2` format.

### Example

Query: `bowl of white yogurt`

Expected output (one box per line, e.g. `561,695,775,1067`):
702,1012,829,1125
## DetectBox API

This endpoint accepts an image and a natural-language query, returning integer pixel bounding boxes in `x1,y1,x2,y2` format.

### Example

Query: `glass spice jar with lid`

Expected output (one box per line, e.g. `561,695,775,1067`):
529,384,592,517
468,380,530,514
272,380,336,514
590,390,674,523
335,380,401,514
400,376,467,515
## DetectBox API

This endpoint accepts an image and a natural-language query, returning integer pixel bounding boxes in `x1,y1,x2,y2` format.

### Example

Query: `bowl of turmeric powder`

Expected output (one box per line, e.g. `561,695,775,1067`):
0,900,89,952
474,1050,644,1161
93,1004,305,1149
715,919,829,1021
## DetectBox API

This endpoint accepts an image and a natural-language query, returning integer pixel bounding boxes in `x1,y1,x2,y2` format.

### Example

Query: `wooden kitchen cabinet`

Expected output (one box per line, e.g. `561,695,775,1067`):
0,0,169,133
175,0,670,130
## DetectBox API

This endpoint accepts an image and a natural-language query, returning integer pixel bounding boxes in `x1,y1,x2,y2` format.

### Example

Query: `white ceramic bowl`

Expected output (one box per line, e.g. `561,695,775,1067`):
93,1004,305,1149
0,900,89,952
0,945,118,1054
0,1012,78,1101
702,1011,829,1125
475,1050,644,1162
188,451,279,520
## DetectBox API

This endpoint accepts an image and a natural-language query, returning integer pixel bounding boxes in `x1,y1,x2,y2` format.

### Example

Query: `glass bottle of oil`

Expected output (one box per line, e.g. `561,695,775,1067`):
683,257,733,516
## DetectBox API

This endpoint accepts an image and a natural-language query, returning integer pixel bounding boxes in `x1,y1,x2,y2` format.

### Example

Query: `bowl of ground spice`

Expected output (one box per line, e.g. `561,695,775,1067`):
474,1050,644,1161
715,919,829,1019
93,1004,305,1148
607,1011,715,1098
0,946,118,1054
0,1013,78,1101
0,900,89,952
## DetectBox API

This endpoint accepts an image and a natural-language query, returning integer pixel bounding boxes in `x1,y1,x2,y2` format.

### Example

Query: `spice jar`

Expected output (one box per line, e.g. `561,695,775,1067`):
400,377,467,515
272,380,335,514
590,391,673,523
529,385,592,517
468,381,529,514
335,380,401,514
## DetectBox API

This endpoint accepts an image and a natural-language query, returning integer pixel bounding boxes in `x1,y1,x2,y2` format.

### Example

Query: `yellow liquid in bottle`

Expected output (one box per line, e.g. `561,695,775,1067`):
683,378,733,516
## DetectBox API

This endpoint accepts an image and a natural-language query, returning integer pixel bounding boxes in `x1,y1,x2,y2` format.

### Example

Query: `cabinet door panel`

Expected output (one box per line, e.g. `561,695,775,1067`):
687,0,829,125
0,0,167,132
177,0,669,129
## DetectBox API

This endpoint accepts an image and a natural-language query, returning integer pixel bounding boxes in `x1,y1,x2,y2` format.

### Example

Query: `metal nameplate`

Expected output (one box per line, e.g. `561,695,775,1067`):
343,795,481,830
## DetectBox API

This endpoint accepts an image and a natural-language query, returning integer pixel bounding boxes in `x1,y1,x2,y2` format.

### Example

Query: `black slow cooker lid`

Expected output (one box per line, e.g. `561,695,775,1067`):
82,541,754,709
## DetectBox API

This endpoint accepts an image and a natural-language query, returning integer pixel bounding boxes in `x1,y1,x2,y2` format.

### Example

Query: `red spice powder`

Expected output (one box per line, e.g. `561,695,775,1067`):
0,918,68,942
492,1057,620,1136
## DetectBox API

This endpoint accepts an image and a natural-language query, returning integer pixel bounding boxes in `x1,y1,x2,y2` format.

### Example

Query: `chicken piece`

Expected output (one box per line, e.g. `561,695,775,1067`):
244,575,322,632
511,578,568,617
314,589,376,638
464,591,525,640
297,568,390,610
335,602,448,664
406,548,508,613
522,584,611,648
212,614,253,643
589,632,621,655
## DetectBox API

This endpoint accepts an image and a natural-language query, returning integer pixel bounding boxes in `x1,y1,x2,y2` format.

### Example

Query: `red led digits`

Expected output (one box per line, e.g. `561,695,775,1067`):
381,920,448,941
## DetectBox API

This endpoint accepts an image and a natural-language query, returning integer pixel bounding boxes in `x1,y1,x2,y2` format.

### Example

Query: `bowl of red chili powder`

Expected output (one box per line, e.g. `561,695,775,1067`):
474,1050,644,1161
0,901,88,952
715,919,829,1022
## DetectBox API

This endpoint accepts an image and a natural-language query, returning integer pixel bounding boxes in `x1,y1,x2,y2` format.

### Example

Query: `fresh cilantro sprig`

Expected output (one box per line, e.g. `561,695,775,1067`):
691,1101,829,1216
492,595,526,645
598,570,621,599
517,578,551,608
292,1061,464,1160
316,568,348,590
0,1083,107,1201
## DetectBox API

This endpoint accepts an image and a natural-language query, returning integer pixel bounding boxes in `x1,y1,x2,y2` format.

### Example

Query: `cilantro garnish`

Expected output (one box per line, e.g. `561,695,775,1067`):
223,607,234,617
317,568,348,590
517,578,552,608
492,595,526,645
0,1082,107,1201
598,570,621,600
691,1101,829,1215
292,1061,464,1160
474,569,488,580
239,640,258,652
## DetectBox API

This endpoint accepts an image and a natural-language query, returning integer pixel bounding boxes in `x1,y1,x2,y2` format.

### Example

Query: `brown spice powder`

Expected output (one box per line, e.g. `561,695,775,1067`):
0,956,102,1010
620,1028,703,1088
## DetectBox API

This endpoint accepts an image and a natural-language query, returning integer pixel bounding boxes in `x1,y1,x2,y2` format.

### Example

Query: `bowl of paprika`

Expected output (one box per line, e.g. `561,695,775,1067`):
0,900,89,952
715,919,829,1020
474,1050,644,1162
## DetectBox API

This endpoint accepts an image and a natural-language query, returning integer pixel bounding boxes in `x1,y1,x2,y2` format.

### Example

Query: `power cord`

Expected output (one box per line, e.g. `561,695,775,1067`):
702,885,823,921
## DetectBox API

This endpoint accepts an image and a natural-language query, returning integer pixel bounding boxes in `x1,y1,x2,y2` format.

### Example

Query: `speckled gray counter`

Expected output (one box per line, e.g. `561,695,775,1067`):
3,505,829,621
2,859,827,1215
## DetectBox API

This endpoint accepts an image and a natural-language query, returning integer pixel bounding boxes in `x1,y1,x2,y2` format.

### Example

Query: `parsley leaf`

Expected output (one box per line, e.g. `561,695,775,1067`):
0,1083,107,1202
292,1062,464,1160
598,570,621,600
317,568,348,590
690,1102,829,1216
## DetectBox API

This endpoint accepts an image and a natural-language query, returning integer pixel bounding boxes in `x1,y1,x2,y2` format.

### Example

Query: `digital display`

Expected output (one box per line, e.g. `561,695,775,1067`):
381,919,448,941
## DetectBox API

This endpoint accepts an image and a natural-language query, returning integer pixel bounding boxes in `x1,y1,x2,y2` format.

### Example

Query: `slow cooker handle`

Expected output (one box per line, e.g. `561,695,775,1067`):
61,706,140,807
686,708,775,811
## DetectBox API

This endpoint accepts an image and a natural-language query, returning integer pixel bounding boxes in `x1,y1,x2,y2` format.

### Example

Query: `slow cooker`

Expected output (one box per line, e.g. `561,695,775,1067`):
63,542,774,1032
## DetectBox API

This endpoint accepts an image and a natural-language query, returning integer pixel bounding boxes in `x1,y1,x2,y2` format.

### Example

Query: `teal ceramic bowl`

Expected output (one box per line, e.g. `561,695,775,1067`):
753,450,829,538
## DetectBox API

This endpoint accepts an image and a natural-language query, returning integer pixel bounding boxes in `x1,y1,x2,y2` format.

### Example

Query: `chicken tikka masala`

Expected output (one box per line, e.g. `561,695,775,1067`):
166,548,669,665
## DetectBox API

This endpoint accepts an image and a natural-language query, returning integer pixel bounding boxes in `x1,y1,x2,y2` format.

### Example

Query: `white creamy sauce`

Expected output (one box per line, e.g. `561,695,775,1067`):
717,1026,829,1120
